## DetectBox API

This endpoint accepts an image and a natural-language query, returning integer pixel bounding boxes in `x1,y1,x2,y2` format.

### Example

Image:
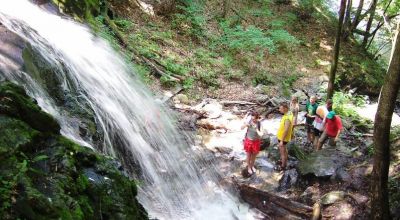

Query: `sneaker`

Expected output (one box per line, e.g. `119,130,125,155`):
251,166,257,173
248,168,253,175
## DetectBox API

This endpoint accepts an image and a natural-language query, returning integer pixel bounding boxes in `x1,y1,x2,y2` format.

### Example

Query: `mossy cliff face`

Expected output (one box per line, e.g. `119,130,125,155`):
0,81,148,220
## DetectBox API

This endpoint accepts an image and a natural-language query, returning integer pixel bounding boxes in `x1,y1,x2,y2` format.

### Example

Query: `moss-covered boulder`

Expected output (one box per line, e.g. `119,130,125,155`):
0,81,60,133
0,81,148,220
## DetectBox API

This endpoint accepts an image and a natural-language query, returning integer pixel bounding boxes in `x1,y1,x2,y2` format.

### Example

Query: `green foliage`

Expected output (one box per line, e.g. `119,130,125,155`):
389,175,400,212
173,0,206,39
225,69,245,81
249,8,273,17
268,29,300,50
160,58,189,76
269,19,287,29
160,75,178,87
133,64,152,84
114,18,133,31
366,144,374,157
282,74,301,97
128,32,161,59
183,77,195,89
218,23,276,54
197,70,219,87
252,71,274,85
332,91,366,117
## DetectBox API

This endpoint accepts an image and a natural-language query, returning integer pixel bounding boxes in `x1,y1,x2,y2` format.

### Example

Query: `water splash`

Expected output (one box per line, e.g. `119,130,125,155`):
0,1,259,219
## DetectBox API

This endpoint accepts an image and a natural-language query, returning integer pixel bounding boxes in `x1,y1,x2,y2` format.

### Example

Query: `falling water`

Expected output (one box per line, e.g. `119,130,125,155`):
0,1,261,219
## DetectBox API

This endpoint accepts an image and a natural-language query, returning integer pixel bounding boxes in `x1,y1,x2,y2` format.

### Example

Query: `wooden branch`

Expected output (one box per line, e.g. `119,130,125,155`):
141,56,181,82
220,100,258,105
231,8,249,23
353,28,371,36
347,133,374,137
263,106,279,118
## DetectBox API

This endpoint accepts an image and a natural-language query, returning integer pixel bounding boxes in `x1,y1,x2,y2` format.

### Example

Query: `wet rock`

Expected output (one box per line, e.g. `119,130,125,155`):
320,191,346,205
0,81,60,133
297,148,349,178
300,185,321,204
0,82,148,219
215,146,233,154
335,167,351,183
278,168,298,191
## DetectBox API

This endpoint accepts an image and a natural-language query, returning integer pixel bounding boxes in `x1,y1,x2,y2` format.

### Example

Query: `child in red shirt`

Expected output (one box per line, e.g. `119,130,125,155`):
316,111,343,150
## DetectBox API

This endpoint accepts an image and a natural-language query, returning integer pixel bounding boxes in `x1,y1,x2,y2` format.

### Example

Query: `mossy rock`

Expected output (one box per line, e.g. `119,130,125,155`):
0,82,148,220
0,81,60,133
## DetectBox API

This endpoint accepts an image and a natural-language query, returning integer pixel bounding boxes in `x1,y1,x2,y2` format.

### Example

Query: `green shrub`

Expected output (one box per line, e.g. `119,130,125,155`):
183,77,195,89
114,18,133,31
160,75,178,87
269,19,287,29
252,71,274,85
160,58,189,76
268,29,300,50
218,22,276,54
225,69,244,80
332,91,366,117
173,0,206,39
197,70,219,87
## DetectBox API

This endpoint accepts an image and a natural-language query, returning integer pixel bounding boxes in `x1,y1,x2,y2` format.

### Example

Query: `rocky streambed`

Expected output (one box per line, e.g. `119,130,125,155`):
171,94,376,219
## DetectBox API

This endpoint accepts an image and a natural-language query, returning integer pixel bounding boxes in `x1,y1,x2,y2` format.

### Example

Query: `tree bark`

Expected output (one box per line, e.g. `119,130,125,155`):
327,0,347,99
350,0,364,32
362,0,378,47
222,0,230,18
342,0,352,39
371,23,400,220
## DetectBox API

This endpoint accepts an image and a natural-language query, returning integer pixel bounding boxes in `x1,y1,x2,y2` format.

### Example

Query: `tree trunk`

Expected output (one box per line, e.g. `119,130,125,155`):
342,0,352,39
362,0,377,47
371,23,400,220
222,0,230,18
327,0,347,99
350,0,364,32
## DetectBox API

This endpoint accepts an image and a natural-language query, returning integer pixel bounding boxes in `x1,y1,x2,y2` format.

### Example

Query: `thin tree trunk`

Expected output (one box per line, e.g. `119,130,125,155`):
222,0,230,18
342,0,352,39
350,0,364,31
371,23,400,220
327,0,347,99
362,0,377,47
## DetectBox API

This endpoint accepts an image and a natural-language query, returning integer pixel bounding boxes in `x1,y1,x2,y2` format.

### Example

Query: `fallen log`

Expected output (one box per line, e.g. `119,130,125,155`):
347,133,374,137
234,182,314,219
220,100,258,105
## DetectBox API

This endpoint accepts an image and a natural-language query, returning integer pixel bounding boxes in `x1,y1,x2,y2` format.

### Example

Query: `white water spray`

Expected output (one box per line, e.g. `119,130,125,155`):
0,1,260,219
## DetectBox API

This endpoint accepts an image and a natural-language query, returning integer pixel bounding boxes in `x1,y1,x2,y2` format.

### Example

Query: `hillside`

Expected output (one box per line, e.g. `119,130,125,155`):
97,0,386,100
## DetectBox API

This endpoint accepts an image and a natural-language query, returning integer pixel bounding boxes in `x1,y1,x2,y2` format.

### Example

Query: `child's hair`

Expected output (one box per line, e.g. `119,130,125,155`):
291,96,298,103
280,102,289,109
250,111,260,119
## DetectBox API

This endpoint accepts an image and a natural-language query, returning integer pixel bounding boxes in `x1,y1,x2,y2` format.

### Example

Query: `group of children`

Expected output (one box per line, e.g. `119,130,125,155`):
242,96,343,175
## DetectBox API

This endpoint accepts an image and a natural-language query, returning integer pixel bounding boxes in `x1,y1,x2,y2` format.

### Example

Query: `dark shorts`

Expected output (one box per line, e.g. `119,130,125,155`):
244,137,261,154
278,140,288,145
313,128,322,136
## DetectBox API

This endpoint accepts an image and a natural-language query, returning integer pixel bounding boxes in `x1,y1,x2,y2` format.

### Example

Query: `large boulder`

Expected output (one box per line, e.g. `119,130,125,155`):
297,148,350,178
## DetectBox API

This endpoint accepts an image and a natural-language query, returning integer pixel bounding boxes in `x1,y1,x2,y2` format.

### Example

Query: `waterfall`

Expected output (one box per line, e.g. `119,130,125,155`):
0,1,259,219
